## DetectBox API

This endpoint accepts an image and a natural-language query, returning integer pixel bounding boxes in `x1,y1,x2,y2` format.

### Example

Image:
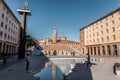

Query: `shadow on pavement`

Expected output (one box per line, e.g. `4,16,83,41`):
65,62,93,80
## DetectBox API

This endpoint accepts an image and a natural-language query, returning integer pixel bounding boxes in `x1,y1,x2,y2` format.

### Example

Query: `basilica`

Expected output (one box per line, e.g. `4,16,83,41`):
38,28,81,56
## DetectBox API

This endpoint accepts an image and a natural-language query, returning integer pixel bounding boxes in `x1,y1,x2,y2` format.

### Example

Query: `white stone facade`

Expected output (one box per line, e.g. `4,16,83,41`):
0,0,20,56
80,8,120,56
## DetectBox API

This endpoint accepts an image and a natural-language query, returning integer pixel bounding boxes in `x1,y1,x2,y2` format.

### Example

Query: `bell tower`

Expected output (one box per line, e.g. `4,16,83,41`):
52,27,57,44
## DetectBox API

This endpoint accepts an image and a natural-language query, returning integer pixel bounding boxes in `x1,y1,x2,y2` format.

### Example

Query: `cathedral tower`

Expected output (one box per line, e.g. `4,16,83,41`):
52,27,57,44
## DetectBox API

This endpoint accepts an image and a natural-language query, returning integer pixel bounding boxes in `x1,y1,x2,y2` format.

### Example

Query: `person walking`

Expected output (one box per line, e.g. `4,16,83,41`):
3,54,7,64
87,53,91,67
26,53,30,70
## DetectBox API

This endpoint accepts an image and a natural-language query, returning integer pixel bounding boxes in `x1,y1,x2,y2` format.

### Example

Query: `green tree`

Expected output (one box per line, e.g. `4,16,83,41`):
26,35,39,48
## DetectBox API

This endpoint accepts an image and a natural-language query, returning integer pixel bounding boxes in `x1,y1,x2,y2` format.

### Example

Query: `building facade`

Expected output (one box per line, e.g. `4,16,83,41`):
38,28,81,56
0,0,20,57
80,7,120,56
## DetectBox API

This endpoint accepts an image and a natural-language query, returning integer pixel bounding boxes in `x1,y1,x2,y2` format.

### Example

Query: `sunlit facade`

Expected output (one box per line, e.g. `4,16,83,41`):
80,7,120,56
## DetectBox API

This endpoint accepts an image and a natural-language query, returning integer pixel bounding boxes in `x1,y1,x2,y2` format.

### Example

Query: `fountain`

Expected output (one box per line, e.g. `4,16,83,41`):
34,57,86,80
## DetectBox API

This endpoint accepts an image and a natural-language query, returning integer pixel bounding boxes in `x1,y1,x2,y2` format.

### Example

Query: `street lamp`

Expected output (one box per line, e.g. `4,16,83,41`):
17,0,31,59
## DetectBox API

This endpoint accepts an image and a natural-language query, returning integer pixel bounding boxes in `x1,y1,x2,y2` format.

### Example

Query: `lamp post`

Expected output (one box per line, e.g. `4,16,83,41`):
17,0,31,59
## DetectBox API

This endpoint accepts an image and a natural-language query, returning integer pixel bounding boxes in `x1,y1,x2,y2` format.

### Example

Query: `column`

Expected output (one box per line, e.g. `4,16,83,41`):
0,42,1,54
105,45,108,56
117,44,120,56
4,44,7,54
110,45,114,56
9,46,11,54
84,47,88,54
92,47,95,55
96,46,98,55
89,47,91,55
99,45,103,56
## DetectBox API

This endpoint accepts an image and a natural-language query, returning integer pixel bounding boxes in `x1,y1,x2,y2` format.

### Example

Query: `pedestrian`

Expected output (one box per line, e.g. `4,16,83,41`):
87,53,91,67
26,53,30,70
3,54,7,64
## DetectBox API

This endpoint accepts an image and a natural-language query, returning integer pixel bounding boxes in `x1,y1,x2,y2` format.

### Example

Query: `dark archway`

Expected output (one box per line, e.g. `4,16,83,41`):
53,50,57,56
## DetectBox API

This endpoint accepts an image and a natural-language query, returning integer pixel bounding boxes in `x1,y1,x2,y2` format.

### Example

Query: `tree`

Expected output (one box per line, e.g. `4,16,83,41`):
26,35,39,48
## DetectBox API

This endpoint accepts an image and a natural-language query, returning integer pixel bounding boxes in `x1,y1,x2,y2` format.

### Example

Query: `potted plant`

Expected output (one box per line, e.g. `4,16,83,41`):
114,63,120,76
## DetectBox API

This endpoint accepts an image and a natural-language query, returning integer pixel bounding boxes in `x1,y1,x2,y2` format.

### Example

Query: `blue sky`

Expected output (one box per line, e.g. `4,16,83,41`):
5,0,120,42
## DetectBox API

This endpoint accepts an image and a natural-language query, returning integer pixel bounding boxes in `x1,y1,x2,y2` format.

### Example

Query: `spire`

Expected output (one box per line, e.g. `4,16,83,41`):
54,27,56,30
25,0,28,9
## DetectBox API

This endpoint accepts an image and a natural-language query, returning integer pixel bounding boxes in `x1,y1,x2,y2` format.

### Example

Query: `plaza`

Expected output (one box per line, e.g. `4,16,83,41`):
0,53,120,80
0,0,120,80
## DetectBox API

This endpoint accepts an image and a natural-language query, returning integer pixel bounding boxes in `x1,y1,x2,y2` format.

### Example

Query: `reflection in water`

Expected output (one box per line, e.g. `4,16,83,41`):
34,62,64,80
34,59,84,80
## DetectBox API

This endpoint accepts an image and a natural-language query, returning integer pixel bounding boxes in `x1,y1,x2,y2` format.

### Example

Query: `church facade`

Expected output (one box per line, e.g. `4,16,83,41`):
38,28,81,56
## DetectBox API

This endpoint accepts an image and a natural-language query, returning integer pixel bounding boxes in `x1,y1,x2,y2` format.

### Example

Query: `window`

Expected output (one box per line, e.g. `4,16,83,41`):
102,37,104,42
4,33,6,39
96,27,98,30
8,35,9,40
9,20,11,25
106,29,109,33
112,20,114,25
97,32,99,36
93,39,95,43
112,27,115,32
112,35,116,40
5,25,7,30
101,25,103,29
11,36,12,41
90,35,91,37
107,36,109,41
106,23,108,27
1,22,3,27
90,40,91,43
118,17,120,22
2,14,4,19
0,31,3,38
101,31,103,35
97,38,99,43
16,26,17,30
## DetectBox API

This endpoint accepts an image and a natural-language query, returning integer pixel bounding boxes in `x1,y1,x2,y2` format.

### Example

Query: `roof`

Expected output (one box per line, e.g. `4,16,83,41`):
42,44,80,53
80,7,120,31
57,40,79,44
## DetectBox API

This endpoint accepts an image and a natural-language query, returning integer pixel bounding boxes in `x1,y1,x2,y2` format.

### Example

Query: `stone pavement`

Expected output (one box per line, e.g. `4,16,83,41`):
66,62,93,80
0,56,48,80
91,57,120,80
0,55,120,80
0,55,19,70
66,56,120,80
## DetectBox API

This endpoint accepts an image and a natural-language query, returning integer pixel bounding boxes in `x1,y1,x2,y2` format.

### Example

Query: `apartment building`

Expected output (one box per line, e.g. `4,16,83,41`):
80,7,120,56
0,0,20,56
